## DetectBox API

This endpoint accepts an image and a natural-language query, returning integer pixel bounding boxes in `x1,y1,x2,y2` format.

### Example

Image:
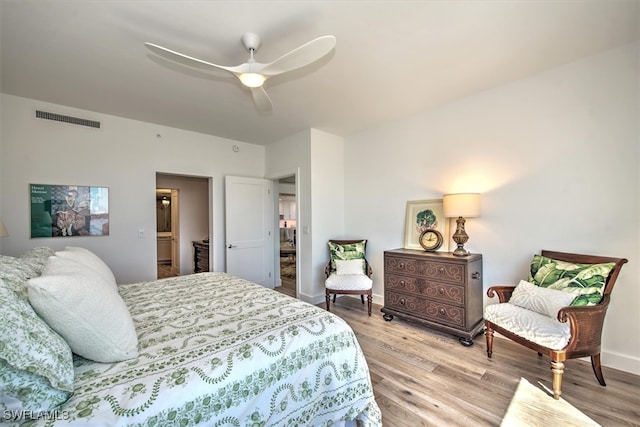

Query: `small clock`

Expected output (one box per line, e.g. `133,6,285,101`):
419,229,443,252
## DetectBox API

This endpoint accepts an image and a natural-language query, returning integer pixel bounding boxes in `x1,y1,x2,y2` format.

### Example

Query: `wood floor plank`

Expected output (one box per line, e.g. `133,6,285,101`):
315,296,640,427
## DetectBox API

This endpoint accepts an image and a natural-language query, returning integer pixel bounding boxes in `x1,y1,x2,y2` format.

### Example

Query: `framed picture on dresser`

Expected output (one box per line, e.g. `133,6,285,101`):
403,199,448,251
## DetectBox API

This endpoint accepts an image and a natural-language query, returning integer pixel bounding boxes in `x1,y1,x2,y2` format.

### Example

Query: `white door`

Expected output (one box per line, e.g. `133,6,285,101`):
225,176,274,287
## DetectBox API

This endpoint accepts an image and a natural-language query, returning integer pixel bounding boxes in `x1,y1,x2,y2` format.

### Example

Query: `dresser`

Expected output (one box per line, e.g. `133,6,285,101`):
193,240,209,273
381,249,484,346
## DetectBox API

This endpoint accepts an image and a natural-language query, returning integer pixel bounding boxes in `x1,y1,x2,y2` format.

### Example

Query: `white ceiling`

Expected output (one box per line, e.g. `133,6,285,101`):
1,1,638,146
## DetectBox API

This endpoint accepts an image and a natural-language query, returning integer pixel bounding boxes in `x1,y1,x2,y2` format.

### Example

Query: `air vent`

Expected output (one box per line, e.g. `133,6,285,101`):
35,110,101,129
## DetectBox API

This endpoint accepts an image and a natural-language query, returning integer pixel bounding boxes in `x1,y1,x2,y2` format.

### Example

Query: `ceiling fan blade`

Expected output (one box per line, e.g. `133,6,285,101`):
251,87,272,111
144,42,244,75
259,35,336,76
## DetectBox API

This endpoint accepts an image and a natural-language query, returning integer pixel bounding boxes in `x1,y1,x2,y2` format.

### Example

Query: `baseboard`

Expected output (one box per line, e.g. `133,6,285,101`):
601,349,640,375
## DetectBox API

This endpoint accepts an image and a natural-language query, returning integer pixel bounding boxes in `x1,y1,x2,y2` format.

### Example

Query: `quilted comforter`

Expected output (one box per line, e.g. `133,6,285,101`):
10,272,381,426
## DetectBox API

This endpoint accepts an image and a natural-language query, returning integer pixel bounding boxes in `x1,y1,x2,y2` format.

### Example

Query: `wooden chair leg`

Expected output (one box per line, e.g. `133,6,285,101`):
367,294,372,316
332,294,337,303
591,354,606,386
485,326,494,358
325,291,331,312
550,360,565,400
360,294,365,304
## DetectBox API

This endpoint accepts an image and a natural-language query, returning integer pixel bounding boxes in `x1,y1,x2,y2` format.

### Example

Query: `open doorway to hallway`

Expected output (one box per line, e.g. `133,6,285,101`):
276,175,296,298
156,173,210,279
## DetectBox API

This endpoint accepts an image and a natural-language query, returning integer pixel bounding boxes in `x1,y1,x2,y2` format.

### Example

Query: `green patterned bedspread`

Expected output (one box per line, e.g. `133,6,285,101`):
17,273,381,426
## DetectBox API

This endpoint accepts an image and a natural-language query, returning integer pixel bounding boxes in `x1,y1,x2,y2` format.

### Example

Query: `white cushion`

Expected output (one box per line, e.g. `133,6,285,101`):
325,273,372,291
484,303,571,350
509,280,576,318
55,246,117,290
335,259,365,275
27,256,138,363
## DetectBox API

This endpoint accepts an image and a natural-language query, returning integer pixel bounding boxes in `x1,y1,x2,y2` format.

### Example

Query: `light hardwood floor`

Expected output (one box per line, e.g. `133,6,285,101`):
321,296,640,427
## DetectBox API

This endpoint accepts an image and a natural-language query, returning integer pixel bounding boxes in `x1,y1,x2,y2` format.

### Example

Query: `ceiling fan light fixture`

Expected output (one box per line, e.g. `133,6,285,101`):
239,73,266,88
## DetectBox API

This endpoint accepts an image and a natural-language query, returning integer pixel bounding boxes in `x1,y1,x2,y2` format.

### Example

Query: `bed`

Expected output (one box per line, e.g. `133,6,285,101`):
0,247,381,426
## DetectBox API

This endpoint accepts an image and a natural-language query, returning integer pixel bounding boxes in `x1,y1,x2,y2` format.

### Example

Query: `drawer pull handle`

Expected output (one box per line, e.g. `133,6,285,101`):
398,262,405,269
472,271,481,280
399,280,405,287
438,287,445,295
399,298,406,306
438,267,445,275
438,308,446,316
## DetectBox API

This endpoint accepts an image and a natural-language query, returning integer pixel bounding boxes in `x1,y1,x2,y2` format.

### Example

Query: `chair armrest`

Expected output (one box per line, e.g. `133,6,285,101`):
487,285,516,303
557,295,610,323
324,263,331,278
364,259,373,277
556,295,610,351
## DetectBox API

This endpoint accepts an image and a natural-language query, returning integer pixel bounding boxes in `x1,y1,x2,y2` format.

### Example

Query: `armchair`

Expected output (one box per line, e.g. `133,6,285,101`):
324,239,373,316
484,250,627,400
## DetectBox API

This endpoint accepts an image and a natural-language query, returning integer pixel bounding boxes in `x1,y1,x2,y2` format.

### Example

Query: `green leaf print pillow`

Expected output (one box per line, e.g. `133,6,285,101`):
529,254,615,306
328,240,367,273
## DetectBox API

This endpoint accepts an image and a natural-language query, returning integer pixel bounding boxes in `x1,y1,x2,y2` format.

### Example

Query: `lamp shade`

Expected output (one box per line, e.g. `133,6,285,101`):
0,218,9,237
443,193,481,218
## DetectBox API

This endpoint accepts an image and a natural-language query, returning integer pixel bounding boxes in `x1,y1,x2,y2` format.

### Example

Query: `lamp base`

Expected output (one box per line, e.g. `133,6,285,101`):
452,246,470,257
451,216,470,257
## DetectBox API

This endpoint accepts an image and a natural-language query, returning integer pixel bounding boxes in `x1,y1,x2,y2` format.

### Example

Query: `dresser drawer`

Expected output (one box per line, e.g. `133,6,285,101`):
384,290,465,328
385,255,465,285
385,273,465,306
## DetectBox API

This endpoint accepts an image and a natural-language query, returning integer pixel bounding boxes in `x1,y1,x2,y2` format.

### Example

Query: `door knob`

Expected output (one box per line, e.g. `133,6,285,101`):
227,244,237,249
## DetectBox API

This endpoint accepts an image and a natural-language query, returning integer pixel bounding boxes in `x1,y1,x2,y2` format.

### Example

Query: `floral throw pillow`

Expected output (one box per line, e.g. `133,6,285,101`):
328,240,367,273
0,279,74,412
0,255,36,299
0,247,55,299
20,247,56,276
529,254,615,306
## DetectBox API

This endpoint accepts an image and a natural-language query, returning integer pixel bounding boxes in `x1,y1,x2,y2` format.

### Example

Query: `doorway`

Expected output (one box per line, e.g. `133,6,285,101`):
277,175,297,298
156,173,210,278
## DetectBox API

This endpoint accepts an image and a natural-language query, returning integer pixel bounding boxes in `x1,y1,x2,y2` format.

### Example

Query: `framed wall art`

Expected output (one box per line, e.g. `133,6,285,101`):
30,184,109,238
403,199,449,251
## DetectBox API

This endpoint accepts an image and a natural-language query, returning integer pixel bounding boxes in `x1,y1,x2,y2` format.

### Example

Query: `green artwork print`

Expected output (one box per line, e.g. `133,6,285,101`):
416,209,437,234
30,184,109,238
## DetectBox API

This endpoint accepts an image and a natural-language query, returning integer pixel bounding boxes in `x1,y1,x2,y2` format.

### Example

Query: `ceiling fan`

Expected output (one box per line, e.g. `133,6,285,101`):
145,33,336,111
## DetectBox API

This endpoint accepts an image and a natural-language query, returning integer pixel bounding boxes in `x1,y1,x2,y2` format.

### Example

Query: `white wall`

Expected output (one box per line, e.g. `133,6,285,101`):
344,43,640,374
310,129,345,297
0,95,265,283
265,129,346,303
265,129,312,301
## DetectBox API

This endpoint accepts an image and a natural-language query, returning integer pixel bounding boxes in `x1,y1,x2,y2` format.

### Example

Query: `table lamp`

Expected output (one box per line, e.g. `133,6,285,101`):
443,193,480,256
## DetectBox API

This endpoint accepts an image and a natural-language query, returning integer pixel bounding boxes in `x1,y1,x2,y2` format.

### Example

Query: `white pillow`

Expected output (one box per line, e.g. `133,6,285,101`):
55,246,117,290
509,280,576,318
335,259,365,275
27,256,138,363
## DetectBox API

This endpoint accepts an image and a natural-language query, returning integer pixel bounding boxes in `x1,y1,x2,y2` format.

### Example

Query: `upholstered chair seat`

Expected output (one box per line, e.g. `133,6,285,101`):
484,303,570,350
325,273,373,292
